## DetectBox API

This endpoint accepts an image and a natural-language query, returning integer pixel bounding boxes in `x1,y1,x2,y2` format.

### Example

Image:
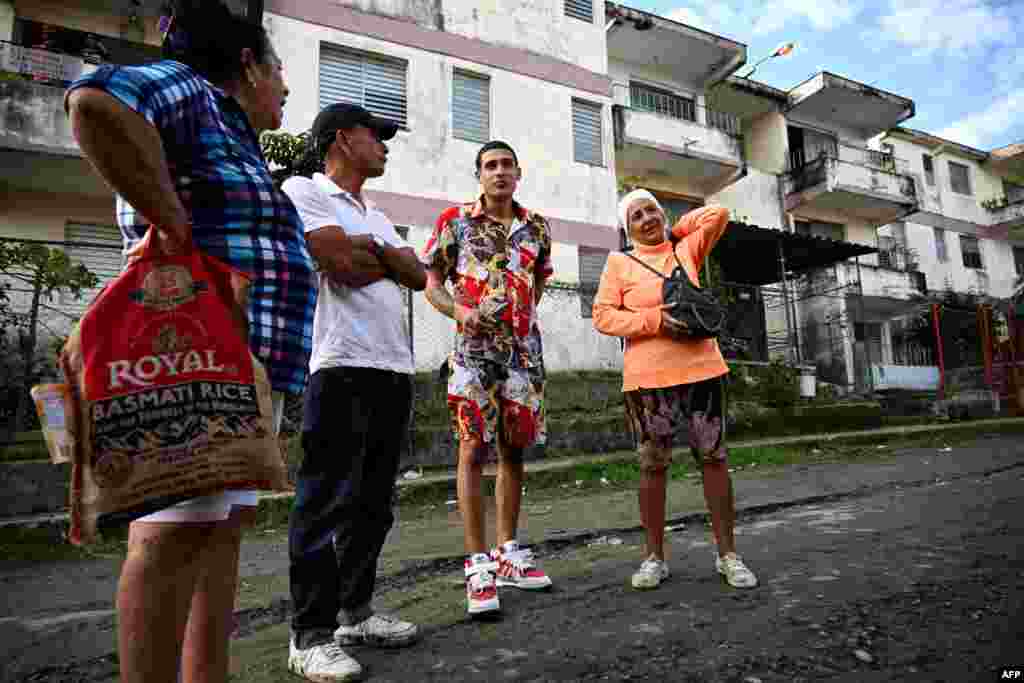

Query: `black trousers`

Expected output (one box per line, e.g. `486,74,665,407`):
289,366,411,640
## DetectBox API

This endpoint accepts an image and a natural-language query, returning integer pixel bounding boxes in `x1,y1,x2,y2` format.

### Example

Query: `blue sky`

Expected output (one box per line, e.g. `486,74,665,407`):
638,0,1023,151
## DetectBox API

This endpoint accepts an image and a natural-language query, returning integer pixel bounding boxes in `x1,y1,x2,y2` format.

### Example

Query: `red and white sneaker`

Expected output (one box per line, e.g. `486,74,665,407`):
493,541,553,590
465,554,500,616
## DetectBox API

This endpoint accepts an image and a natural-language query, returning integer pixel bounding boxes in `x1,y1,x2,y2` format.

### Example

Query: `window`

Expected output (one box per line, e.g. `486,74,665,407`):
948,161,971,195
63,222,123,310
795,219,844,242
933,227,948,262
578,246,609,318
922,154,935,186
655,195,702,225
451,70,490,143
629,82,695,121
960,235,983,269
1014,246,1024,276
564,0,593,22
319,44,408,128
1004,179,1024,203
572,98,603,166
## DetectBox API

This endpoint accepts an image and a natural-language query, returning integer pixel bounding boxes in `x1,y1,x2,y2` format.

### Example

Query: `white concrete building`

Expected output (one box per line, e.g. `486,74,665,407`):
1,0,1020,389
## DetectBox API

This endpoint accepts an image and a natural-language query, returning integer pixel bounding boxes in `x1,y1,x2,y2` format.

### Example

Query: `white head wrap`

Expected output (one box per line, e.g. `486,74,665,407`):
617,188,665,232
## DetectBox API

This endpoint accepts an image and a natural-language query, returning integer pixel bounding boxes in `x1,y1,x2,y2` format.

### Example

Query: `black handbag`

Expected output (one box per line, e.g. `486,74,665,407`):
624,245,727,339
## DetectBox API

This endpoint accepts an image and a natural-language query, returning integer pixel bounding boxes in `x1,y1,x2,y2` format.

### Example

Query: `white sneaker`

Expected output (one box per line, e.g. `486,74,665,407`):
716,552,758,588
465,554,501,616
288,636,363,682
631,556,670,590
335,614,419,648
493,541,553,590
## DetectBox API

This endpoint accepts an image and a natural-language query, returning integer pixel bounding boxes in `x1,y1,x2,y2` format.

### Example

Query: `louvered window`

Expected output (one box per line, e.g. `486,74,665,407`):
572,98,603,166
960,235,983,270
565,0,593,22
63,222,123,310
452,70,490,143
319,44,408,128
578,246,609,318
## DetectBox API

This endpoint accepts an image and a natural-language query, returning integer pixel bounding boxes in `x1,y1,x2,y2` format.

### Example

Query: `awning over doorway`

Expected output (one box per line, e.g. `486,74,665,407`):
715,221,877,285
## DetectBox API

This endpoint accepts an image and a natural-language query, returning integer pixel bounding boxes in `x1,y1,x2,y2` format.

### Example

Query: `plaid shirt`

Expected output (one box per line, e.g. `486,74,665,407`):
422,197,554,369
66,60,316,395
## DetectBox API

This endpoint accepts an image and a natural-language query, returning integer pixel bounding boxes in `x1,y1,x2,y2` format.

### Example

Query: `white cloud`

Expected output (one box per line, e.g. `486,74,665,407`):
665,5,741,35
666,0,860,37
935,88,1024,149
874,0,1015,57
752,0,861,35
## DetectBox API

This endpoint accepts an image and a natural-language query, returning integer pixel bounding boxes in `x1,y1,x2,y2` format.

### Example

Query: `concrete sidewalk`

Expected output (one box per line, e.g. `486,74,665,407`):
2,416,1022,531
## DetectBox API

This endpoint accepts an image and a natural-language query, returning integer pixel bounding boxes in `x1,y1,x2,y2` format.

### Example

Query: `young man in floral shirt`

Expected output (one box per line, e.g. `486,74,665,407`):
422,141,554,616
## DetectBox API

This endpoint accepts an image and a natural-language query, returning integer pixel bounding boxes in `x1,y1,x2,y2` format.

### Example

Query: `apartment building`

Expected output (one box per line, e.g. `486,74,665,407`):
0,0,260,334
264,0,629,372
0,0,1019,389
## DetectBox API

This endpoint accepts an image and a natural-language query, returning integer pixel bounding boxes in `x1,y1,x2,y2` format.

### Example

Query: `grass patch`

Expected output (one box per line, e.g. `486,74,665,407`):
0,430,50,463
0,525,128,563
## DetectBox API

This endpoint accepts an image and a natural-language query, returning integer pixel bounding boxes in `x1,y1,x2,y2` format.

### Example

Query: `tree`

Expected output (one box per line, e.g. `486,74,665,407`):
261,130,317,186
0,241,98,433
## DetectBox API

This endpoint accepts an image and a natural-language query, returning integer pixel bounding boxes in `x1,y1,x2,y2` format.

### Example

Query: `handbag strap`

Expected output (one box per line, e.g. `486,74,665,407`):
623,242,687,281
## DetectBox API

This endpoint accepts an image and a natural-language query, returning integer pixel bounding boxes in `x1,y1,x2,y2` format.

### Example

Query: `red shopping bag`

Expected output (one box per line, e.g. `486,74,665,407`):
60,230,289,544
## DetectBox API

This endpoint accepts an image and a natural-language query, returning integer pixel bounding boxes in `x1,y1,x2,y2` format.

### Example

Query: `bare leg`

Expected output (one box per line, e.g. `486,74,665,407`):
495,442,525,546
638,442,670,560
179,507,253,683
458,439,488,554
701,461,736,557
117,521,210,683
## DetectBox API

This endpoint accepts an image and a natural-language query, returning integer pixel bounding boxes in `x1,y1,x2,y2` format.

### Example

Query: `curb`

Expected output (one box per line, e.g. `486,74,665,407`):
3,417,1023,533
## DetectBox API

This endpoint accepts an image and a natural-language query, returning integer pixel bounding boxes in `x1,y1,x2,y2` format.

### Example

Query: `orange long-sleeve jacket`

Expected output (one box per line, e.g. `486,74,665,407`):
592,206,730,392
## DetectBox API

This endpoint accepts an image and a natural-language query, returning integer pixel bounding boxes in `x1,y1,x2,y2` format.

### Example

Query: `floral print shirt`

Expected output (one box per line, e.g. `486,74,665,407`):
422,197,554,369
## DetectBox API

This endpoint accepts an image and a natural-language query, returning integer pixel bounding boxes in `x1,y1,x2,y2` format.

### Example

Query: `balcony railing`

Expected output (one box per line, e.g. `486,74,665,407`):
620,82,741,138
984,197,1024,226
784,142,917,200
0,39,96,87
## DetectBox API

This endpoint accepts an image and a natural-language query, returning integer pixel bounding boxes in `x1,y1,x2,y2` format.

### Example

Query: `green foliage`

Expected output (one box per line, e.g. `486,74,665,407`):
726,360,799,411
0,242,97,323
260,130,319,185
0,241,98,430
980,196,1010,212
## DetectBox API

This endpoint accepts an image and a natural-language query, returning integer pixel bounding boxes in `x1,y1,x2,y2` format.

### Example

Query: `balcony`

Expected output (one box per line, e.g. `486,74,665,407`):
984,197,1024,238
613,101,744,196
784,144,919,225
786,72,915,138
606,4,746,89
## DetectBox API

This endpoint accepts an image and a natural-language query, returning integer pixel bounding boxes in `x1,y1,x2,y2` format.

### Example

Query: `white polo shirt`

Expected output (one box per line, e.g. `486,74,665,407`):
282,173,413,376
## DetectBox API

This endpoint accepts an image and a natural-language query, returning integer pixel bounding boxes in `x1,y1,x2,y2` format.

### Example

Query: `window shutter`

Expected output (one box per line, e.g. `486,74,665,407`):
319,45,408,128
572,99,603,166
452,70,490,143
578,246,609,318
64,222,123,311
960,235,983,269
564,0,593,22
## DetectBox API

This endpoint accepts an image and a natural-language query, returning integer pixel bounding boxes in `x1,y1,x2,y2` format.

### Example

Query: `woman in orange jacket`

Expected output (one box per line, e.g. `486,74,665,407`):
592,189,757,591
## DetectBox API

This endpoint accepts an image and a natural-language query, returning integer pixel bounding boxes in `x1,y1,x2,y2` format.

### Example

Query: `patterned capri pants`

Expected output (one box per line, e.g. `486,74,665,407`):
623,375,728,472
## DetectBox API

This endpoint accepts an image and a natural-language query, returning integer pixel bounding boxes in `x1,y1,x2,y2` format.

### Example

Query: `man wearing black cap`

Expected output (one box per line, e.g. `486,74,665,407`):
282,103,426,682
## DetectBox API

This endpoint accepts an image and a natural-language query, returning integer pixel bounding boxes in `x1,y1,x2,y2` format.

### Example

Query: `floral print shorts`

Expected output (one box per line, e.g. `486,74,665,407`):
447,353,546,463
624,376,728,470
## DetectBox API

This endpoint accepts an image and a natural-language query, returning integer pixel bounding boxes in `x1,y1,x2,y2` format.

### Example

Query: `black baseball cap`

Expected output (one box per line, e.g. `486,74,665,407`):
311,102,399,142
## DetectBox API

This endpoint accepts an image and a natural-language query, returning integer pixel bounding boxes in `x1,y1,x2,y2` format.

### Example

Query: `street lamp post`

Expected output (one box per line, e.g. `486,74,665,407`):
739,42,796,80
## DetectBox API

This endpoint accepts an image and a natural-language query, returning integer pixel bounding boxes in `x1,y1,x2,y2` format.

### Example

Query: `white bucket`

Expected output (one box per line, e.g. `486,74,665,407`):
799,366,817,399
